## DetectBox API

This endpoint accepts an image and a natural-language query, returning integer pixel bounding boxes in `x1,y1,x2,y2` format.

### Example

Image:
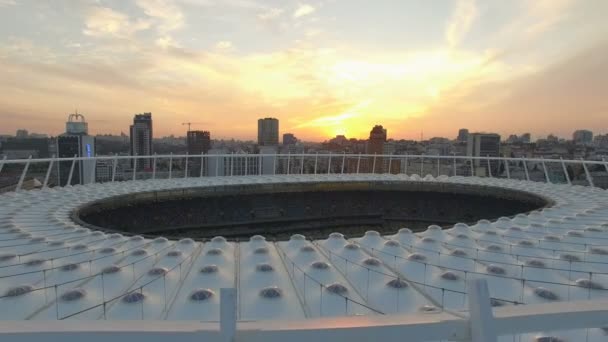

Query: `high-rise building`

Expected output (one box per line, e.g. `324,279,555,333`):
521,133,531,144
1,138,49,159
15,129,28,139
186,130,211,176
572,130,593,145
56,113,96,186
467,133,500,176
283,133,297,146
186,131,211,155
593,134,608,149
130,113,153,170
367,125,387,173
258,118,279,146
457,128,469,142
368,125,387,154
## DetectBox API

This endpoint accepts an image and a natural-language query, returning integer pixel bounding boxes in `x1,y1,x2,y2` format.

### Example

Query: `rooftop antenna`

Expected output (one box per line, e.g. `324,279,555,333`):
182,122,204,132
182,122,193,132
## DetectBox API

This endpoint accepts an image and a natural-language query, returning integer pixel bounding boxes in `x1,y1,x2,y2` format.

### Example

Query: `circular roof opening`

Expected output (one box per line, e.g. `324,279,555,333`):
329,232,344,239
60,263,79,272
190,288,214,301
167,250,183,257
451,249,467,257
441,271,460,281
300,246,315,253
427,225,442,232
0,254,17,262
311,261,330,270
25,259,45,267
486,245,503,252
122,292,145,304
560,254,581,262
102,265,121,274
131,249,147,256
5,285,34,297
326,283,348,295
534,287,559,301
259,286,282,299
526,260,546,268
590,247,608,255
200,265,219,274
575,279,604,290
363,258,381,266
344,243,359,250
486,265,506,275
384,240,400,247
75,181,549,240
211,236,227,244
408,253,427,262
148,267,168,276
534,337,565,342
207,248,223,256
386,279,408,289
567,231,584,237
61,288,86,302
99,247,116,254
256,263,274,272
254,247,269,254
518,240,534,247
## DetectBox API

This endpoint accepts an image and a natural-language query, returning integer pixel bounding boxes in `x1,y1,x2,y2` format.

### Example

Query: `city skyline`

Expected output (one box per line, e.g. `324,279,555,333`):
2,120,603,143
0,1,607,141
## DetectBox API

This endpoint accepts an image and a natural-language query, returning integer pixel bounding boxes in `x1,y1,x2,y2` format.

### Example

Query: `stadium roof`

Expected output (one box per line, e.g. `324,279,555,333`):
1,173,608,341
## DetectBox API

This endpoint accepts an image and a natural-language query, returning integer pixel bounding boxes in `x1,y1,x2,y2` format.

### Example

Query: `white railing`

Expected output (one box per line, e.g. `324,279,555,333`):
1,153,608,192
1,281,607,342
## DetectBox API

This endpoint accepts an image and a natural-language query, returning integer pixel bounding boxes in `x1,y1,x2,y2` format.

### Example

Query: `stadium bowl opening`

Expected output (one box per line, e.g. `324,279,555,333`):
74,180,551,240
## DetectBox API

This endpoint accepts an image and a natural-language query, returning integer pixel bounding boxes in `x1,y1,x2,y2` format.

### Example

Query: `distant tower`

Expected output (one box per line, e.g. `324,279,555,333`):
367,125,387,173
467,132,501,176
187,130,211,155
368,125,387,154
130,113,153,170
66,112,88,135
572,130,593,145
258,118,279,146
457,128,469,142
57,112,95,186
15,129,28,139
282,133,297,146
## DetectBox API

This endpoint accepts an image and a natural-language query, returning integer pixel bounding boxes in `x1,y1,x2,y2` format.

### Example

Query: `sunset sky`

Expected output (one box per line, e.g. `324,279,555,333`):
0,0,607,141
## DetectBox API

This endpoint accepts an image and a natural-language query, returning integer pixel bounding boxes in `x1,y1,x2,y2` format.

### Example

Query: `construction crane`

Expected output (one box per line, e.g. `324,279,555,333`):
182,122,204,132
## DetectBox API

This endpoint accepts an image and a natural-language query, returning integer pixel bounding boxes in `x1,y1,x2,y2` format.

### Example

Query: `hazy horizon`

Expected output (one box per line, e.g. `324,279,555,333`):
1,0,607,141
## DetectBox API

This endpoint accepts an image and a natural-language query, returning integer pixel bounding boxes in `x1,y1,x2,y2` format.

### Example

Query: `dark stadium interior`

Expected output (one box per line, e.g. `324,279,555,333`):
75,181,551,240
